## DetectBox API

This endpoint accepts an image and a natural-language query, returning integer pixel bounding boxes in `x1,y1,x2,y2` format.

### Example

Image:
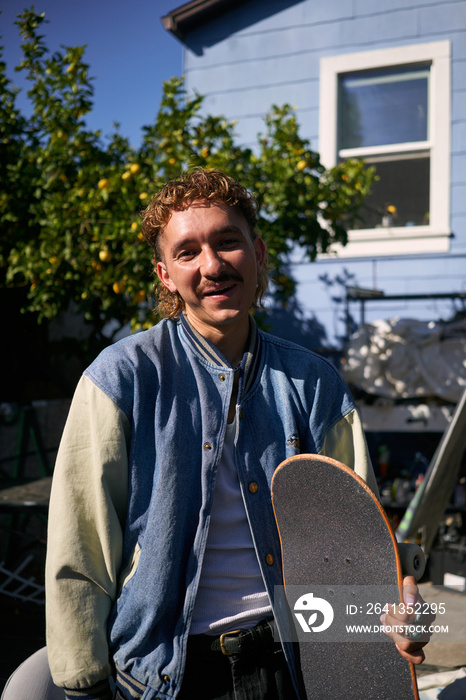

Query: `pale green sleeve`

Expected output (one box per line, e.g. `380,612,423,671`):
319,407,380,498
46,374,130,690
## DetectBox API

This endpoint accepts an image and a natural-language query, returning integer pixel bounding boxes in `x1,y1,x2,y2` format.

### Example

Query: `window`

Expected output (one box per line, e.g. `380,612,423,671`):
319,42,451,257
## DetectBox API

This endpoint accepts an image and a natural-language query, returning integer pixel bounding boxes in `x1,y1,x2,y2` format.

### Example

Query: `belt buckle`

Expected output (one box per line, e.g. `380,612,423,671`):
219,629,242,656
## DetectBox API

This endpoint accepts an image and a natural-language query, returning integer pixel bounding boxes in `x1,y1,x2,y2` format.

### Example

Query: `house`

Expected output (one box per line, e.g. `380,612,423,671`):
161,0,466,498
161,0,466,350
161,1,466,576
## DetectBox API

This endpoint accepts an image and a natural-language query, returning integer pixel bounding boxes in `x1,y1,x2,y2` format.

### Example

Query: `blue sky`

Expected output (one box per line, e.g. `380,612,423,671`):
1,0,185,146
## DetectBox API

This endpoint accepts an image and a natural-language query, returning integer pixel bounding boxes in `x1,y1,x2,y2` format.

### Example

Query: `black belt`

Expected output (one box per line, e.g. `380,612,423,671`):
188,618,276,657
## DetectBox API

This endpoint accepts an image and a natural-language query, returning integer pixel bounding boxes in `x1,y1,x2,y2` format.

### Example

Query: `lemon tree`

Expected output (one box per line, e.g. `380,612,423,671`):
1,9,375,360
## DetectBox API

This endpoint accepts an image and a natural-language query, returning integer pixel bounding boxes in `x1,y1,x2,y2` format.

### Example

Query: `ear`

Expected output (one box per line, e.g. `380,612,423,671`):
254,237,267,270
156,261,177,294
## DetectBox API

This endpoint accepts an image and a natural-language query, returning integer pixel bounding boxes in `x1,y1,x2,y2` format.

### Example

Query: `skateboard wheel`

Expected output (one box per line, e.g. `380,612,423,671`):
398,543,426,580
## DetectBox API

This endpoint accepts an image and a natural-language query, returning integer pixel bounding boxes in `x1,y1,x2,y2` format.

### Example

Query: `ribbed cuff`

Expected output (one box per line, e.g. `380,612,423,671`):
63,678,112,700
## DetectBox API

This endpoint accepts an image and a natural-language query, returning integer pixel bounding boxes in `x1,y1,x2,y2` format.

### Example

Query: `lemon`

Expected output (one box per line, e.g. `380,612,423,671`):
134,290,146,303
99,249,112,263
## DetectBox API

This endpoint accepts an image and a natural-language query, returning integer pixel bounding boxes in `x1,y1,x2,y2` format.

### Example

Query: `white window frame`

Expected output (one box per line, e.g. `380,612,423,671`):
319,41,451,258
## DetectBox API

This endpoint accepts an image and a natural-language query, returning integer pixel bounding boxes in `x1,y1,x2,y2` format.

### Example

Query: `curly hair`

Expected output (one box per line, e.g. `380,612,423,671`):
141,168,269,318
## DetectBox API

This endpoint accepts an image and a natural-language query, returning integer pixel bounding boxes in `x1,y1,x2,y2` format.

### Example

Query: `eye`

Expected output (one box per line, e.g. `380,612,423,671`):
176,249,196,261
220,236,240,249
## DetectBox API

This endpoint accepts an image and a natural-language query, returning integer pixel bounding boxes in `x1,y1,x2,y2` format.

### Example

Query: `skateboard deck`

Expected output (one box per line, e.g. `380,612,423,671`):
271,454,419,700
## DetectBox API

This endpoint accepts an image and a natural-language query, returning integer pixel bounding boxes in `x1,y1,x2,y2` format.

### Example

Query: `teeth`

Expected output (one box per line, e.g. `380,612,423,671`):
205,285,233,295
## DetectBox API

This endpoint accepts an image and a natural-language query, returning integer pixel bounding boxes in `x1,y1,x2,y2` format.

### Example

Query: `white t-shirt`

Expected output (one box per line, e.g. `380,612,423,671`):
190,419,272,635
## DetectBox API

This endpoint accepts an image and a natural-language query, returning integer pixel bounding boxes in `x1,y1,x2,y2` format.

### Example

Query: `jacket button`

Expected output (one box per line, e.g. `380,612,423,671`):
266,554,274,566
248,482,258,494
163,675,170,683
219,373,226,381
204,442,212,451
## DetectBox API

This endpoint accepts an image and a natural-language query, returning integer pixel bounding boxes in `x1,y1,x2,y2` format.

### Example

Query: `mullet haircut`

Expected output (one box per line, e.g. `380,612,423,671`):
141,168,268,318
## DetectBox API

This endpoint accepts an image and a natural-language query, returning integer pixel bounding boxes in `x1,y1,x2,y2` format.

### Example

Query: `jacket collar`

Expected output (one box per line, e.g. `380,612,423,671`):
179,312,261,397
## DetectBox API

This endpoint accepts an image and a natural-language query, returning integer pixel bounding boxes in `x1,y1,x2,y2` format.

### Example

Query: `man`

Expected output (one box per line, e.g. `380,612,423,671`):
42,168,428,700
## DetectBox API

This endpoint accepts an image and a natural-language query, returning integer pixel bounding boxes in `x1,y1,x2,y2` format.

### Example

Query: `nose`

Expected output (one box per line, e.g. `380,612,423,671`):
200,246,226,278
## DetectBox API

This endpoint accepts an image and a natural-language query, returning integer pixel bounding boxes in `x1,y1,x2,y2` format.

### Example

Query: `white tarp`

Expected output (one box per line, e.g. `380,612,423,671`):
343,317,466,402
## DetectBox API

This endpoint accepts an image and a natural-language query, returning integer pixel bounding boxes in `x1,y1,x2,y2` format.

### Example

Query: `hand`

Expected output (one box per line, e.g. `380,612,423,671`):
380,575,436,665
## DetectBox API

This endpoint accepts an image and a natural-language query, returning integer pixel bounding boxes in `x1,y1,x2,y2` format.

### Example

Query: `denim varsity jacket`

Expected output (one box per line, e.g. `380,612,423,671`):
46,314,377,700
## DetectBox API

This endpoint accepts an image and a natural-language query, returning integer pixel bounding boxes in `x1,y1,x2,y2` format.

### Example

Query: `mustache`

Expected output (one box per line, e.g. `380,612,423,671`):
197,273,243,294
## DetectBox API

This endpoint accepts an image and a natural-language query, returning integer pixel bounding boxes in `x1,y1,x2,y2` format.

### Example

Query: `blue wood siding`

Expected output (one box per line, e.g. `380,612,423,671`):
179,0,466,348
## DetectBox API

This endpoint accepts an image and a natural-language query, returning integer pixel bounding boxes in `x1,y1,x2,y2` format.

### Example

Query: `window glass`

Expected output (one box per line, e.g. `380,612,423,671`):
338,67,429,149
354,154,430,230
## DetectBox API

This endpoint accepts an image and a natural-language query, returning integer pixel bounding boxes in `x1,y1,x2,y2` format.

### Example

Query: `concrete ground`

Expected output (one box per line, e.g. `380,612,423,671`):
415,583,466,698
416,583,466,676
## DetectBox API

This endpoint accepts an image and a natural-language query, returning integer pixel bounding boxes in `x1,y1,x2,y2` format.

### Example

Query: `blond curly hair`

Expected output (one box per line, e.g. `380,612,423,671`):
141,168,269,318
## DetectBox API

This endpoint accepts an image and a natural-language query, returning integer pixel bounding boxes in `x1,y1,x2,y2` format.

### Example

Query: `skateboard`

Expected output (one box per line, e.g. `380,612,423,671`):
271,454,423,700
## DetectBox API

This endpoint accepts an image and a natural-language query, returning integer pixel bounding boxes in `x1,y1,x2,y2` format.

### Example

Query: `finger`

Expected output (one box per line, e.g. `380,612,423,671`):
381,606,418,627
402,575,418,608
395,644,426,665
381,612,432,646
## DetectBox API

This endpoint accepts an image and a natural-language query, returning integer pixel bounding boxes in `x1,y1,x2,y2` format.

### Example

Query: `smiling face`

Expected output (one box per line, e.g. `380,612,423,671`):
156,201,266,343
